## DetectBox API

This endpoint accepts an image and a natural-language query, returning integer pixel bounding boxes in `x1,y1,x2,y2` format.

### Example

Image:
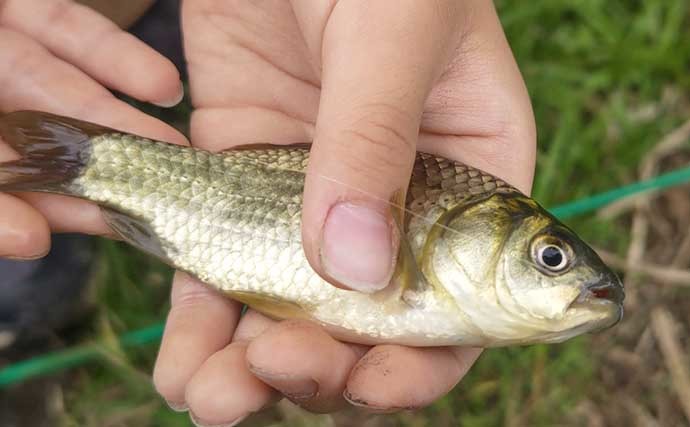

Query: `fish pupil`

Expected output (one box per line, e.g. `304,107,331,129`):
541,246,564,267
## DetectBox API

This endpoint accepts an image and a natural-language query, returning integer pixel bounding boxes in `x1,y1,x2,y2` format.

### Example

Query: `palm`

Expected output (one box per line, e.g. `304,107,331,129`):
153,1,535,423
183,1,319,150
184,0,533,186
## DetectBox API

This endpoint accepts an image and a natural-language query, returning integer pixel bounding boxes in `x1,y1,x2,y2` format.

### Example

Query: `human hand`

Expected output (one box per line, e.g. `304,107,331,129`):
0,0,185,258
154,0,536,424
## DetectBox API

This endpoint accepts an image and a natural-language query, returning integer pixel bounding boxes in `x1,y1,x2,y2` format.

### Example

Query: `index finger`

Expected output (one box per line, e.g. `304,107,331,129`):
0,0,183,107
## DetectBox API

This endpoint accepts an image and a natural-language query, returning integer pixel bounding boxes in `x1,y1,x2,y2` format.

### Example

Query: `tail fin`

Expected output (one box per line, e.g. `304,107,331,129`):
0,111,110,192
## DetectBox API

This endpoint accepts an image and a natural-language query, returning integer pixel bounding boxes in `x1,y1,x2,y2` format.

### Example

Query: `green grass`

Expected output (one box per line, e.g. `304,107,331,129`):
15,1,690,426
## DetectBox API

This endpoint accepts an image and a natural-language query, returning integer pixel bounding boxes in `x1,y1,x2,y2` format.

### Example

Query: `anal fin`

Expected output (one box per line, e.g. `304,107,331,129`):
226,291,309,321
101,207,174,265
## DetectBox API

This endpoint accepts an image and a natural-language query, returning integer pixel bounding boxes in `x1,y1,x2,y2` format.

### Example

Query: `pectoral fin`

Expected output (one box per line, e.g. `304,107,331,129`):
389,190,430,305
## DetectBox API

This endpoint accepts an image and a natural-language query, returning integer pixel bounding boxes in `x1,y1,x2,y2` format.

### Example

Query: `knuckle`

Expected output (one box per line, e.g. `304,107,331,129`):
342,127,410,171
350,101,418,153
336,137,410,184
335,104,417,180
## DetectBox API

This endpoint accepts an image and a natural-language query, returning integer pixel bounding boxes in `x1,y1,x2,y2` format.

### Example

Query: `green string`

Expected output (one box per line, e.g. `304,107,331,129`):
0,324,165,387
549,166,690,219
1,165,689,388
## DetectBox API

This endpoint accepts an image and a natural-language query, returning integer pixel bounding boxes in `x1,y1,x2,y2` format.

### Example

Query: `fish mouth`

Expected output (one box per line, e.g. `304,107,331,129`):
569,275,625,330
584,279,625,306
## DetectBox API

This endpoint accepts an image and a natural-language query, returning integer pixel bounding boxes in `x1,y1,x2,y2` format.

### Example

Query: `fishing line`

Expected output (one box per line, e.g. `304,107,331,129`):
1,164,690,388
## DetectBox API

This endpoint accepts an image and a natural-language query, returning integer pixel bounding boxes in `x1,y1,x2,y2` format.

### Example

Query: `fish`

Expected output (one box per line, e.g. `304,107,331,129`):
0,111,624,347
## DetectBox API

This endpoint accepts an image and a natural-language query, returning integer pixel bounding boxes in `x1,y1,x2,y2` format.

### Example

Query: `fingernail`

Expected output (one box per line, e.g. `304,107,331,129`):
320,202,394,293
154,82,185,108
189,411,247,427
165,400,188,413
249,366,319,401
343,389,406,414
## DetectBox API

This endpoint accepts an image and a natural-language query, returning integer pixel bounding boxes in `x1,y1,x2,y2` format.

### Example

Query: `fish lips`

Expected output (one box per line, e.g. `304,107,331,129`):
586,279,625,306
572,273,625,329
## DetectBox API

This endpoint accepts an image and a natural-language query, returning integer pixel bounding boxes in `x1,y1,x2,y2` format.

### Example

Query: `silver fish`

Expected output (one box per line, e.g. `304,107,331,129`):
0,111,624,347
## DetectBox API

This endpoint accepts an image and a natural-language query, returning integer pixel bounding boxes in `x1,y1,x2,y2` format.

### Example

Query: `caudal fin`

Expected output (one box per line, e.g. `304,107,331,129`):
0,111,110,193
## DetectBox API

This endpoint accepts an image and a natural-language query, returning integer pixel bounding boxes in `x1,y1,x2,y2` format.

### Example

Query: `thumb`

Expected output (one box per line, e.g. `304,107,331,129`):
301,1,465,293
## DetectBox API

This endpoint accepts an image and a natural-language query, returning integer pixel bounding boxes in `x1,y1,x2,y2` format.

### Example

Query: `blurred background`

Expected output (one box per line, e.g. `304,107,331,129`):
1,0,689,426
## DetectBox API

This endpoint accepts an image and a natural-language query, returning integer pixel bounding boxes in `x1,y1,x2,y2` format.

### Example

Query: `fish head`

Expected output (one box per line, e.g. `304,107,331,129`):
422,192,624,345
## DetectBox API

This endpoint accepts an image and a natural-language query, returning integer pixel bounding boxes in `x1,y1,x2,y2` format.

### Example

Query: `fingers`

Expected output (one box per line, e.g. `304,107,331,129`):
246,320,366,413
0,193,50,259
164,305,279,425
1,0,183,107
344,345,482,411
155,282,283,426
298,1,468,293
153,272,242,407
185,309,280,425
0,29,186,145
185,342,276,427
0,26,187,236
14,193,110,236
0,141,51,258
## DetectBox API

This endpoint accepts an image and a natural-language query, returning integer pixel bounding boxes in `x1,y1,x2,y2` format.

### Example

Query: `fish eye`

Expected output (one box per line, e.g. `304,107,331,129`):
531,236,572,274
538,245,567,270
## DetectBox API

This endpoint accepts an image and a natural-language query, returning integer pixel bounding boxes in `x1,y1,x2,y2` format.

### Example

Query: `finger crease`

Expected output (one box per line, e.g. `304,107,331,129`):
172,288,220,310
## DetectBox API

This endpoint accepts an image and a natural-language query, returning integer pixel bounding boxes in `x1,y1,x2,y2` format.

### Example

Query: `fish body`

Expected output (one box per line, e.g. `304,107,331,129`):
0,112,624,347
